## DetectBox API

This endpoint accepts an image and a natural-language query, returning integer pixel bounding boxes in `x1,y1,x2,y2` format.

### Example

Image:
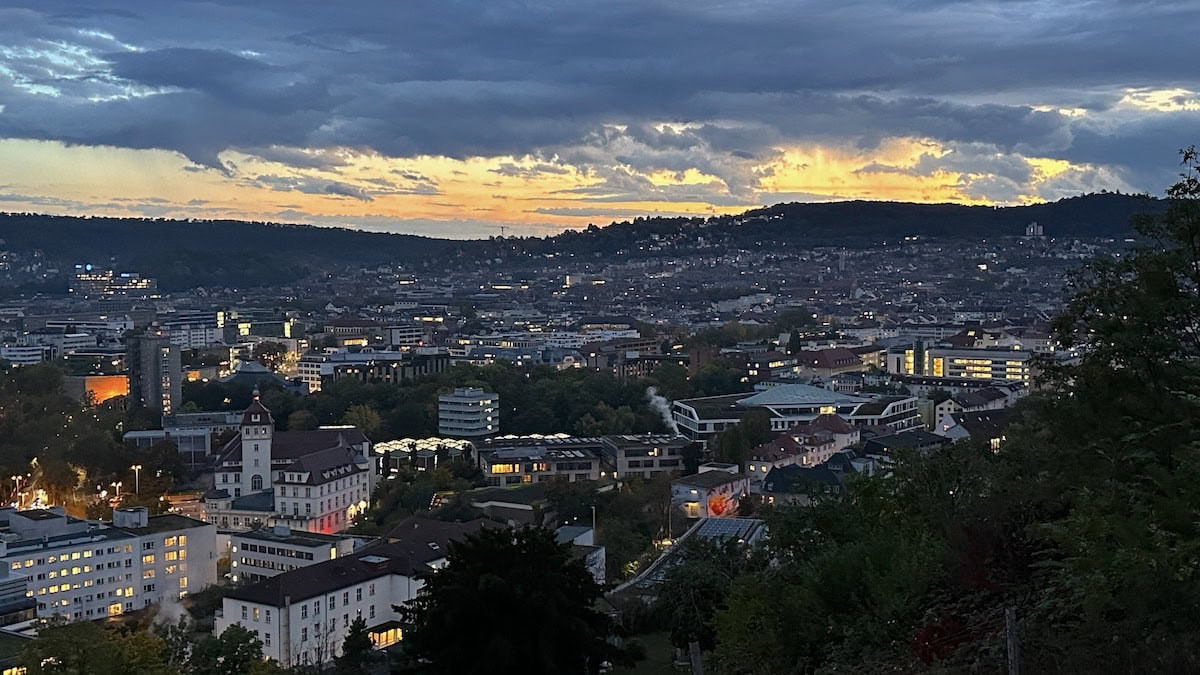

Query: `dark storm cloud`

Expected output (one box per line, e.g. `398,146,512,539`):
0,0,1196,192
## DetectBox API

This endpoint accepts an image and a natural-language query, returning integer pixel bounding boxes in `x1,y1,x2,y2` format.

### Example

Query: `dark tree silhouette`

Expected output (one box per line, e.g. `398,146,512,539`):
397,527,625,674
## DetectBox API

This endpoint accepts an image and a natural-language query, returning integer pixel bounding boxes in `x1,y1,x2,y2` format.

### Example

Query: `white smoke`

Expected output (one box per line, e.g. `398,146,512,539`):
152,594,192,627
646,387,680,436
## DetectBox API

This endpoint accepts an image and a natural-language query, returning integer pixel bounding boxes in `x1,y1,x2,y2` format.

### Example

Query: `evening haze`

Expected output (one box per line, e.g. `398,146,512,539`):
0,0,1197,238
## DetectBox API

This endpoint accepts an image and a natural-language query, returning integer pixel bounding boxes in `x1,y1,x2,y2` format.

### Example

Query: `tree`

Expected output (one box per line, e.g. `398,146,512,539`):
398,527,625,674
191,624,266,675
287,409,319,431
20,621,176,675
657,538,767,654
254,342,289,372
786,328,802,355
335,616,383,675
342,404,382,438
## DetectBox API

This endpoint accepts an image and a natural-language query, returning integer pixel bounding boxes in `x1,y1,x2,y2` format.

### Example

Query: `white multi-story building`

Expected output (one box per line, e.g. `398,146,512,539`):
215,517,494,667
18,330,96,357
44,318,134,339
0,506,216,621
438,387,499,438
0,346,49,366
230,525,358,584
672,383,922,446
204,397,375,534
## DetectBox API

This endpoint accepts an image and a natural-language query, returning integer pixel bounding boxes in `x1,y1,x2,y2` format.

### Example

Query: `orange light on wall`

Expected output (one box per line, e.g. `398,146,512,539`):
84,375,129,403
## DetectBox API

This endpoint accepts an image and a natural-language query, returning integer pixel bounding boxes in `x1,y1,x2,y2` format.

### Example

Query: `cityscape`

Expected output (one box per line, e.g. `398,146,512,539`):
0,1,1196,674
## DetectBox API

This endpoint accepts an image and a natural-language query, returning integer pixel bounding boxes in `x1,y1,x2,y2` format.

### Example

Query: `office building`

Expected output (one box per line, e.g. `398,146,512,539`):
438,387,499,438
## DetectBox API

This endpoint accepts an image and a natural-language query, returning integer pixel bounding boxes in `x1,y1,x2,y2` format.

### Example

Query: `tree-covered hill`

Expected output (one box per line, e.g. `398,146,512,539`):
0,192,1166,290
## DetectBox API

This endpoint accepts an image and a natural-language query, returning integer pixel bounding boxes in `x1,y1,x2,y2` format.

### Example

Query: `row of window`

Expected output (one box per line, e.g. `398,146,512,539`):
238,543,316,560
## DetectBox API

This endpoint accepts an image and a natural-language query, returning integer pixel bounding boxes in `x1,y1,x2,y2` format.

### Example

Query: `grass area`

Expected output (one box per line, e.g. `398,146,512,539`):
616,632,683,675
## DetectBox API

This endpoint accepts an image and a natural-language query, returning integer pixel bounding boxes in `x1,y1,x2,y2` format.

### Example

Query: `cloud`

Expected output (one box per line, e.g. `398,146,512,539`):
0,0,1195,227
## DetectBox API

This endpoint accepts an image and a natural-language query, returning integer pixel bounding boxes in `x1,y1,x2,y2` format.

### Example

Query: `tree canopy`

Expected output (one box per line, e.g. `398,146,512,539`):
397,526,625,674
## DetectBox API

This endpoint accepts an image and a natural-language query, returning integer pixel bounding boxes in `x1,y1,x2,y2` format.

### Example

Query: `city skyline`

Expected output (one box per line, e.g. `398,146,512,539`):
0,1,1196,238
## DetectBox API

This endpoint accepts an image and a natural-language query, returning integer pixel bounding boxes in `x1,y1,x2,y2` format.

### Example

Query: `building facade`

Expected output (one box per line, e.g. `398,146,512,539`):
127,332,183,416
215,518,492,667
230,525,358,584
438,387,499,438
0,507,215,621
204,398,375,534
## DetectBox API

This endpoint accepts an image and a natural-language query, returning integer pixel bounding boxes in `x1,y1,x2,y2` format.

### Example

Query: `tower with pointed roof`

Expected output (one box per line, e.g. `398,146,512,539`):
240,388,275,494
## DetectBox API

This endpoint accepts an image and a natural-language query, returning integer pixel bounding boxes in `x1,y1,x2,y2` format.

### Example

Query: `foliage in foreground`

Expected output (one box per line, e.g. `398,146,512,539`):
654,149,1200,674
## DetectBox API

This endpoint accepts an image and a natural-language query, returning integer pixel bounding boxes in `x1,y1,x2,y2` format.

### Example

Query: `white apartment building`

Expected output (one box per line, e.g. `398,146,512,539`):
385,325,426,347
216,517,494,667
0,507,216,621
438,387,499,438
230,525,358,584
204,398,375,534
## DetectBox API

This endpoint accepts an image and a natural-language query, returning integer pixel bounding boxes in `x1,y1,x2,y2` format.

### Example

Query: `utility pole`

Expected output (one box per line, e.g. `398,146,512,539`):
1006,606,1020,675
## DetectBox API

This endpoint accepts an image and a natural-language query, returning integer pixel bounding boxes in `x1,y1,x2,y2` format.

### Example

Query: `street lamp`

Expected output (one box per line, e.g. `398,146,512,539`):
111,481,122,501
131,465,143,495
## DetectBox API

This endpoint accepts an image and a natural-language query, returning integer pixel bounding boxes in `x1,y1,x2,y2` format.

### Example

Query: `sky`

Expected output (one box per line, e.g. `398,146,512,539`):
0,1,1197,239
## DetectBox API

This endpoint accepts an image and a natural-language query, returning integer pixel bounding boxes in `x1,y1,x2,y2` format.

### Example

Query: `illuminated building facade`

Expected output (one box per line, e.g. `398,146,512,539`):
0,506,215,621
68,265,157,298
204,398,376,534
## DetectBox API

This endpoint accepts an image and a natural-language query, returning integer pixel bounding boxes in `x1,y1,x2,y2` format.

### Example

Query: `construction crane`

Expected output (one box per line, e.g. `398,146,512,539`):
492,224,509,238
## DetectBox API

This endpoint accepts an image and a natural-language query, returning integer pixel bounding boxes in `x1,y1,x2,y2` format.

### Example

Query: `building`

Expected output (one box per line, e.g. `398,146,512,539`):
476,445,603,486
0,506,216,621
555,526,605,585
159,312,223,349
204,397,375,534
933,387,1011,429
63,374,129,405
0,345,49,366
438,387,499,438
862,429,954,456
385,324,428,348
795,347,867,379
935,410,1012,451
325,352,449,388
598,435,692,479
17,329,96,357
925,347,1035,383
215,517,494,667
760,450,880,506
68,265,157,298
127,332,182,416
298,349,449,393
230,525,359,584
671,465,750,519
124,410,245,469
672,383,921,446
745,423,850,485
